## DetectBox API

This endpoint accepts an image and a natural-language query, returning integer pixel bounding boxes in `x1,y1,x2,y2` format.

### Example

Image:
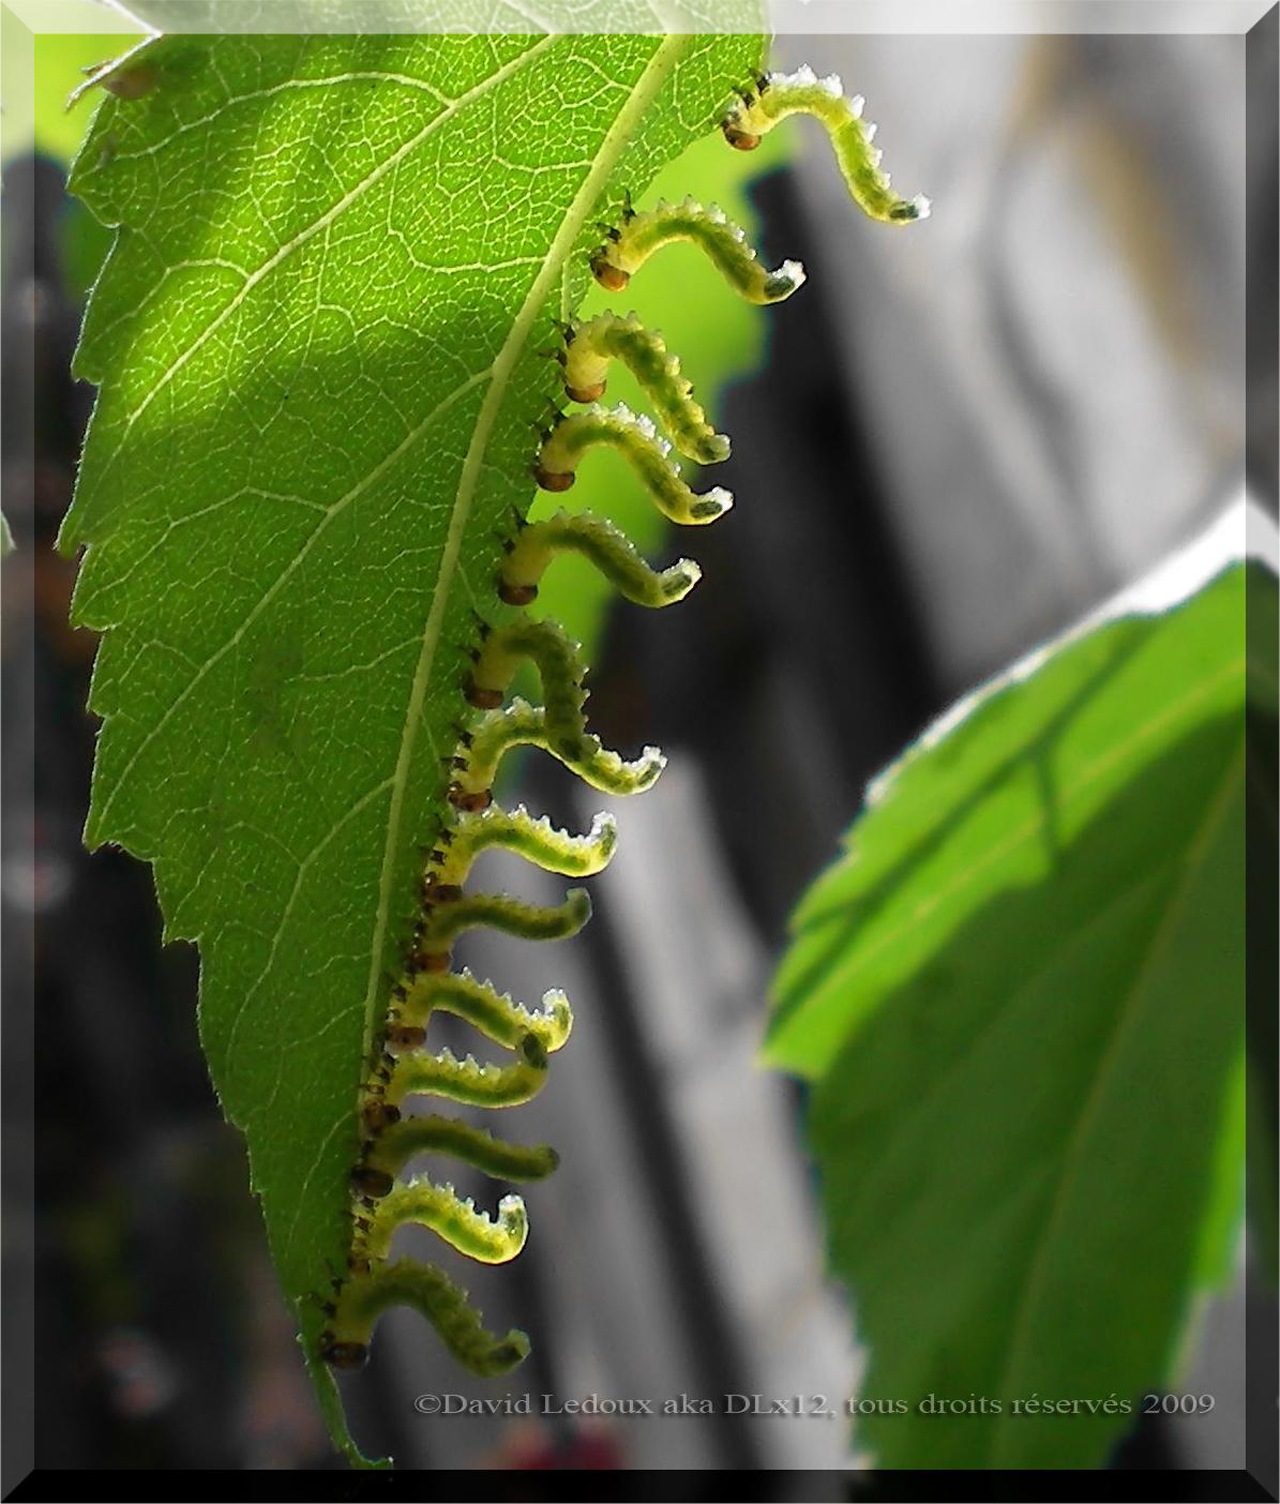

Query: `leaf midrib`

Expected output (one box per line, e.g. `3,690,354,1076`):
356,31,693,1079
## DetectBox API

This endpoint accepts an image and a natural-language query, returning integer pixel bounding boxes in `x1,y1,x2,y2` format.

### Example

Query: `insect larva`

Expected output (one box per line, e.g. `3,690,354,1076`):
499,509,701,610
561,314,729,465
321,1260,528,1378
399,969,573,1054
438,806,617,883
590,196,806,305
534,404,732,526
458,697,665,800
465,619,588,759
358,1179,529,1265
384,1035,551,1110
721,66,930,226
417,887,592,950
363,1114,560,1183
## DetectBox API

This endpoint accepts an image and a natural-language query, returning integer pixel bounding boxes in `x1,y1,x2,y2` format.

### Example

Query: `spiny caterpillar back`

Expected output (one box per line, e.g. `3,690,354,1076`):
319,60,927,1383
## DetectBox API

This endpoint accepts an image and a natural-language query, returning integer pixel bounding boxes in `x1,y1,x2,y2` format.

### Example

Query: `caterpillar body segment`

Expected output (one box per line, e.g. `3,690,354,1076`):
417,887,592,949
534,404,733,525
322,1260,530,1378
467,618,588,758
441,806,617,880
500,510,701,610
459,697,666,799
356,1178,529,1265
591,196,806,305
722,66,930,226
384,1035,551,1110
364,1114,560,1183
400,969,574,1054
562,313,730,464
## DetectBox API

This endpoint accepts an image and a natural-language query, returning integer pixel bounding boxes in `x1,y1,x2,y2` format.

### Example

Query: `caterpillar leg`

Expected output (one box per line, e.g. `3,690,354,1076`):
499,509,700,609
722,67,930,225
534,404,732,525
561,314,729,465
591,196,805,304
322,1260,529,1377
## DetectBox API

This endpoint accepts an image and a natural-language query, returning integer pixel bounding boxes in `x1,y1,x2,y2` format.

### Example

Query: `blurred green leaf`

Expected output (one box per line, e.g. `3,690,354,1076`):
769,562,1262,1469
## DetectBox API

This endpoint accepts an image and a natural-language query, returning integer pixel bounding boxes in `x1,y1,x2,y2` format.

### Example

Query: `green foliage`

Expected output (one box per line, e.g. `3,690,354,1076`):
768,563,1264,1468
61,29,762,1464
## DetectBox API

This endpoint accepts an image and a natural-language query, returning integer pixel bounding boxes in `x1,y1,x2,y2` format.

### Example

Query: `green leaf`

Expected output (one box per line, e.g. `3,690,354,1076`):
62,29,762,1465
768,562,1261,1469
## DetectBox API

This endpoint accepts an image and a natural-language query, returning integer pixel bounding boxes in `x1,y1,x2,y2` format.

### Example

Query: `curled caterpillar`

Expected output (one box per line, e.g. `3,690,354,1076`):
534,403,733,525
722,66,930,225
320,57,928,1391
561,313,729,464
499,509,700,610
590,196,806,305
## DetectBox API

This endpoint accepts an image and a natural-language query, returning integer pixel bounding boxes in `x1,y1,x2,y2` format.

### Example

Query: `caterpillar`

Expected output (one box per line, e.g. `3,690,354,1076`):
589,196,806,304
722,66,931,226
318,60,928,1385
533,404,733,525
560,313,729,464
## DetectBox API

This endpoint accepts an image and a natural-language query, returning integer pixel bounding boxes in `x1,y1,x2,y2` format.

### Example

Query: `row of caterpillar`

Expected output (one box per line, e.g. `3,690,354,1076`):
317,66,927,1378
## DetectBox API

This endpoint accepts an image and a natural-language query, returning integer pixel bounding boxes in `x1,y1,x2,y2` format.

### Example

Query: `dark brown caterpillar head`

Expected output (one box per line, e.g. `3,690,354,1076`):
448,784,492,813
361,1099,401,1132
498,578,538,607
589,250,630,292
464,679,504,710
319,1332,369,1371
421,880,463,905
386,1023,427,1050
410,947,453,972
350,1166,395,1199
722,119,761,151
565,381,607,404
532,463,576,493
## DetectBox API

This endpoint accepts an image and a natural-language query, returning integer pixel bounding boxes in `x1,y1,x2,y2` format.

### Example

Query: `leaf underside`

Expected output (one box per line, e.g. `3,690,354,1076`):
768,563,1262,1469
63,28,762,1464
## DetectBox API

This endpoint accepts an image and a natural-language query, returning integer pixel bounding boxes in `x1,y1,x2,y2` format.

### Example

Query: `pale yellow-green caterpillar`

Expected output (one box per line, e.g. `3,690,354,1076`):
561,313,729,465
533,403,733,525
590,195,806,305
499,509,700,610
319,1261,528,1378
722,66,930,225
